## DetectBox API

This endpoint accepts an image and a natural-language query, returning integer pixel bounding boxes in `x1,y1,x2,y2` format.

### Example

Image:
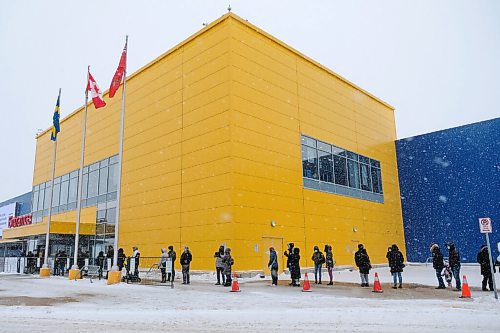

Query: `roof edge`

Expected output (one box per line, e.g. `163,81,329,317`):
37,11,394,139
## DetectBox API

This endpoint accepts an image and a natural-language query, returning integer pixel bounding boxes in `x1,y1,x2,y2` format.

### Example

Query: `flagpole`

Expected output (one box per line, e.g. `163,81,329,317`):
41,88,61,274
70,67,90,274
112,36,128,272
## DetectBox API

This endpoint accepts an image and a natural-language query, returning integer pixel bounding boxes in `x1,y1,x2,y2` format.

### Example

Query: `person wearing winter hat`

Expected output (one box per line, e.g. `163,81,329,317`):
430,243,446,289
214,245,225,285
268,247,279,286
159,248,168,283
387,244,405,289
311,245,326,284
222,248,234,287
354,244,372,287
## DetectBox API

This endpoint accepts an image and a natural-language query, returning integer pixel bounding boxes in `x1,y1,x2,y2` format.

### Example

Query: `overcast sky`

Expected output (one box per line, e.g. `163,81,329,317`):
0,0,499,201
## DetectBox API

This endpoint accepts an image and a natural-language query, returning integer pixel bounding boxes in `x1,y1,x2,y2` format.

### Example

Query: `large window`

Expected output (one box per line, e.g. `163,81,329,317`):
30,154,119,223
301,134,384,203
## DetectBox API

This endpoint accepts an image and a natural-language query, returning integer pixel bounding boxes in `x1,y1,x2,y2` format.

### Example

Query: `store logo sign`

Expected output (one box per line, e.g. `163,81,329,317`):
8,214,32,228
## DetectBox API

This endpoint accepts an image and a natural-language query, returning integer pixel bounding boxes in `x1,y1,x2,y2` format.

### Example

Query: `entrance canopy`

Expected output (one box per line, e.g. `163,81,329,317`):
2,221,96,239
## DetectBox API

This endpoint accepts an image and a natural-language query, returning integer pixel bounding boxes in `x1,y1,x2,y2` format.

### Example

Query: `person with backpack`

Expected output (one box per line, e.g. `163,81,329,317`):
387,244,405,289
430,243,446,289
311,245,325,284
180,246,192,285
268,247,279,286
222,248,234,287
354,244,372,287
214,245,225,285
324,245,335,285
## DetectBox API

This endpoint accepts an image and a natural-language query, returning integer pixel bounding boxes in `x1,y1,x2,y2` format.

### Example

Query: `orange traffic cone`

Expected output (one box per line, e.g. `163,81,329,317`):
230,273,241,292
460,275,472,298
372,272,383,293
302,272,312,292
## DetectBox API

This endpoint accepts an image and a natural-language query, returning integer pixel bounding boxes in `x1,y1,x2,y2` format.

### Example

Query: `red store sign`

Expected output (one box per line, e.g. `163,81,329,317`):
8,214,32,228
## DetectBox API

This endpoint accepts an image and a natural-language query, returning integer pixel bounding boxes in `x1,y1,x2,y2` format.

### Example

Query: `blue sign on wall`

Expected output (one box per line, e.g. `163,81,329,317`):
397,118,500,263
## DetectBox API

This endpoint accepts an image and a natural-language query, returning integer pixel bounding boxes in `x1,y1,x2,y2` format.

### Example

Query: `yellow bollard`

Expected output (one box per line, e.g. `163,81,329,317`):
68,268,81,280
39,267,51,277
107,270,121,285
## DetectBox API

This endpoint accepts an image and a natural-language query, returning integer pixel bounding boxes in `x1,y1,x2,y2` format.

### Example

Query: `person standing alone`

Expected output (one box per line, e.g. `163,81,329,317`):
354,244,371,287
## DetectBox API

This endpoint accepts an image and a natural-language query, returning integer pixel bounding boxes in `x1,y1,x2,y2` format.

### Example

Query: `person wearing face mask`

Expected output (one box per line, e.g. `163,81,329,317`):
311,245,326,284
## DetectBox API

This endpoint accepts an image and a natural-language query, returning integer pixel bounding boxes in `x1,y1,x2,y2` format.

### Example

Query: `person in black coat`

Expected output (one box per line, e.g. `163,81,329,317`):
117,248,126,272
167,245,177,282
354,244,371,287
430,243,445,289
290,247,301,287
445,242,461,290
477,245,496,291
284,243,295,286
96,251,105,279
387,244,405,289
180,246,193,285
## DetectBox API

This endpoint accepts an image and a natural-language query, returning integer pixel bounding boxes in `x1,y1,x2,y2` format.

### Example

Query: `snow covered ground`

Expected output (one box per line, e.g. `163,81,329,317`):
0,264,499,333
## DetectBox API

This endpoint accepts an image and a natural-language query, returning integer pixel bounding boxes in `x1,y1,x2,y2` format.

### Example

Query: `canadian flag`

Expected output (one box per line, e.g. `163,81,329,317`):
87,72,106,109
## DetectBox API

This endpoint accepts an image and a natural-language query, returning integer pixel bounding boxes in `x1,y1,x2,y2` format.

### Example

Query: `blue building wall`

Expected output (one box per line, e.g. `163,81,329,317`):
0,191,32,216
397,118,500,263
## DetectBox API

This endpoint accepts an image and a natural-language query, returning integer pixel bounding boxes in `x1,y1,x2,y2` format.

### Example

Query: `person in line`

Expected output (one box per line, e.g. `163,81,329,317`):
311,245,325,284
268,247,279,286
442,260,453,288
354,244,371,287
214,245,225,285
387,244,405,289
106,246,114,270
386,246,392,264
159,248,168,283
445,242,461,291
26,251,36,274
180,246,192,285
430,243,446,289
222,248,234,287
96,251,105,279
284,243,294,285
54,250,61,276
167,245,176,282
132,246,140,277
290,247,301,287
477,245,496,291
324,245,335,285
117,248,126,272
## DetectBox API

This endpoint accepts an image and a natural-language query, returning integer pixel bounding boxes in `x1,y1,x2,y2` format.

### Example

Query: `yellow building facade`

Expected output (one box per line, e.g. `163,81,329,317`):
5,13,405,272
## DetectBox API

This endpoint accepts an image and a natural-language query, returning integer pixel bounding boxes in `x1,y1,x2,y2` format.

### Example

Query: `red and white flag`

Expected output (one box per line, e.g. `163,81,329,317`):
87,72,106,109
109,41,127,98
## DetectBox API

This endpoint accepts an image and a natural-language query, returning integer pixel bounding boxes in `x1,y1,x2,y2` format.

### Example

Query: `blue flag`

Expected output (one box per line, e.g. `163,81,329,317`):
51,90,61,141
